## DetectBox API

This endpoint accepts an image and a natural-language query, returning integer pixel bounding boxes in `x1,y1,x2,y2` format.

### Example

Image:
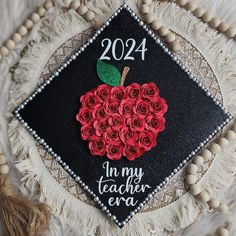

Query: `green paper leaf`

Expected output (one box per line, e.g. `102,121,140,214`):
96,60,121,86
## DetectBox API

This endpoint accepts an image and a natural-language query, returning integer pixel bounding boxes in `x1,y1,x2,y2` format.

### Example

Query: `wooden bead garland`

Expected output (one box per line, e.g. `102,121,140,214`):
151,20,162,31
0,0,54,61
184,124,236,236
218,22,230,33
139,0,181,51
37,6,46,17
209,197,220,209
141,4,150,15
144,13,155,24
66,0,181,51
190,183,201,195
84,11,96,22
44,0,53,10
31,13,40,23
209,17,221,28
157,26,169,37
216,227,229,236
201,149,212,159
186,2,197,12
198,190,210,202
232,123,236,132
6,39,16,50
71,0,80,10
218,137,229,147
193,155,204,165
77,5,88,16
209,143,221,154
219,203,229,213
193,7,204,18
0,46,9,56
0,164,9,175
186,163,198,174
64,1,95,24
225,27,236,38
18,26,28,36
186,174,197,184
170,41,181,51
175,0,236,40
143,0,152,4
165,32,176,43
25,19,34,29
0,154,6,165
63,0,72,7
176,0,188,7
225,130,236,141
202,11,212,23
0,151,9,175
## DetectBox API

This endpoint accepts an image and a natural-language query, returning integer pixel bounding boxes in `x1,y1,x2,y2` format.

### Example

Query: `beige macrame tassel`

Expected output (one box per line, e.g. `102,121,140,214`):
0,175,50,236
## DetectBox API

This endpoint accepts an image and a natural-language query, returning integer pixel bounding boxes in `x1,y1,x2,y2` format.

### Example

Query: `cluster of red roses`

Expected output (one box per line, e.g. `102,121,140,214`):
76,82,168,161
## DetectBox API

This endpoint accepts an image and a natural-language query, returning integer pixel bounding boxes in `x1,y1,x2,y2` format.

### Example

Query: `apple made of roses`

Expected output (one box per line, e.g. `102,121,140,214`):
76,82,168,161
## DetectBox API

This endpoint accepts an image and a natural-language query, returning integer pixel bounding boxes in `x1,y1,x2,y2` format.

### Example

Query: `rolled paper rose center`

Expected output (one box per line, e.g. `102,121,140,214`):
131,89,139,97
116,92,124,100
134,119,141,127
97,141,104,149
130,146,136,154
147,89,154,95
111,131,118,138
126,131,132,138
112,147,119,153
138,105,147,113
143,137,150,144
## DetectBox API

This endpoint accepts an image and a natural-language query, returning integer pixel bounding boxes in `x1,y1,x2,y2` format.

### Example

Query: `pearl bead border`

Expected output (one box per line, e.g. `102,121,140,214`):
13,3,233,228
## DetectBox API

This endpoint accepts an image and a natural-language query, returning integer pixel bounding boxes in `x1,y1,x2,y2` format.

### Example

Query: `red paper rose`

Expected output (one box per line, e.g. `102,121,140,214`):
150,97,168,116
104,128,120,143
119,100,133,118
89,139,106,156
138,131,156,151
80,91,97,108
106,143,123,160
76,82,168,161
93,119,109,136
142,82,159,100
76,107,93,125
104,100,119,115
81,124,96,140
145,115,165,134
94,84,111,102
126,83,142,101
111,86,126,102
133,99,150,118
92,104,106,120
120,127,138,144
108,114,125,130
123,144,142,161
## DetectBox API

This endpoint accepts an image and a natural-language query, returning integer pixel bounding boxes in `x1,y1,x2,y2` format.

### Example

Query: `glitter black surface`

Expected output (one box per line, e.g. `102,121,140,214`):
17,8,230,225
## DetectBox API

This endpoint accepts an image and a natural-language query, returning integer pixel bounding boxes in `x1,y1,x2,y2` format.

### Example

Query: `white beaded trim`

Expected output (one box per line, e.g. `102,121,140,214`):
13,3,232,227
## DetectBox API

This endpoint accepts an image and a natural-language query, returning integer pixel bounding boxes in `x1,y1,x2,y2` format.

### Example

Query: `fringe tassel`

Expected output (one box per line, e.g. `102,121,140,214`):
0,175,50,236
